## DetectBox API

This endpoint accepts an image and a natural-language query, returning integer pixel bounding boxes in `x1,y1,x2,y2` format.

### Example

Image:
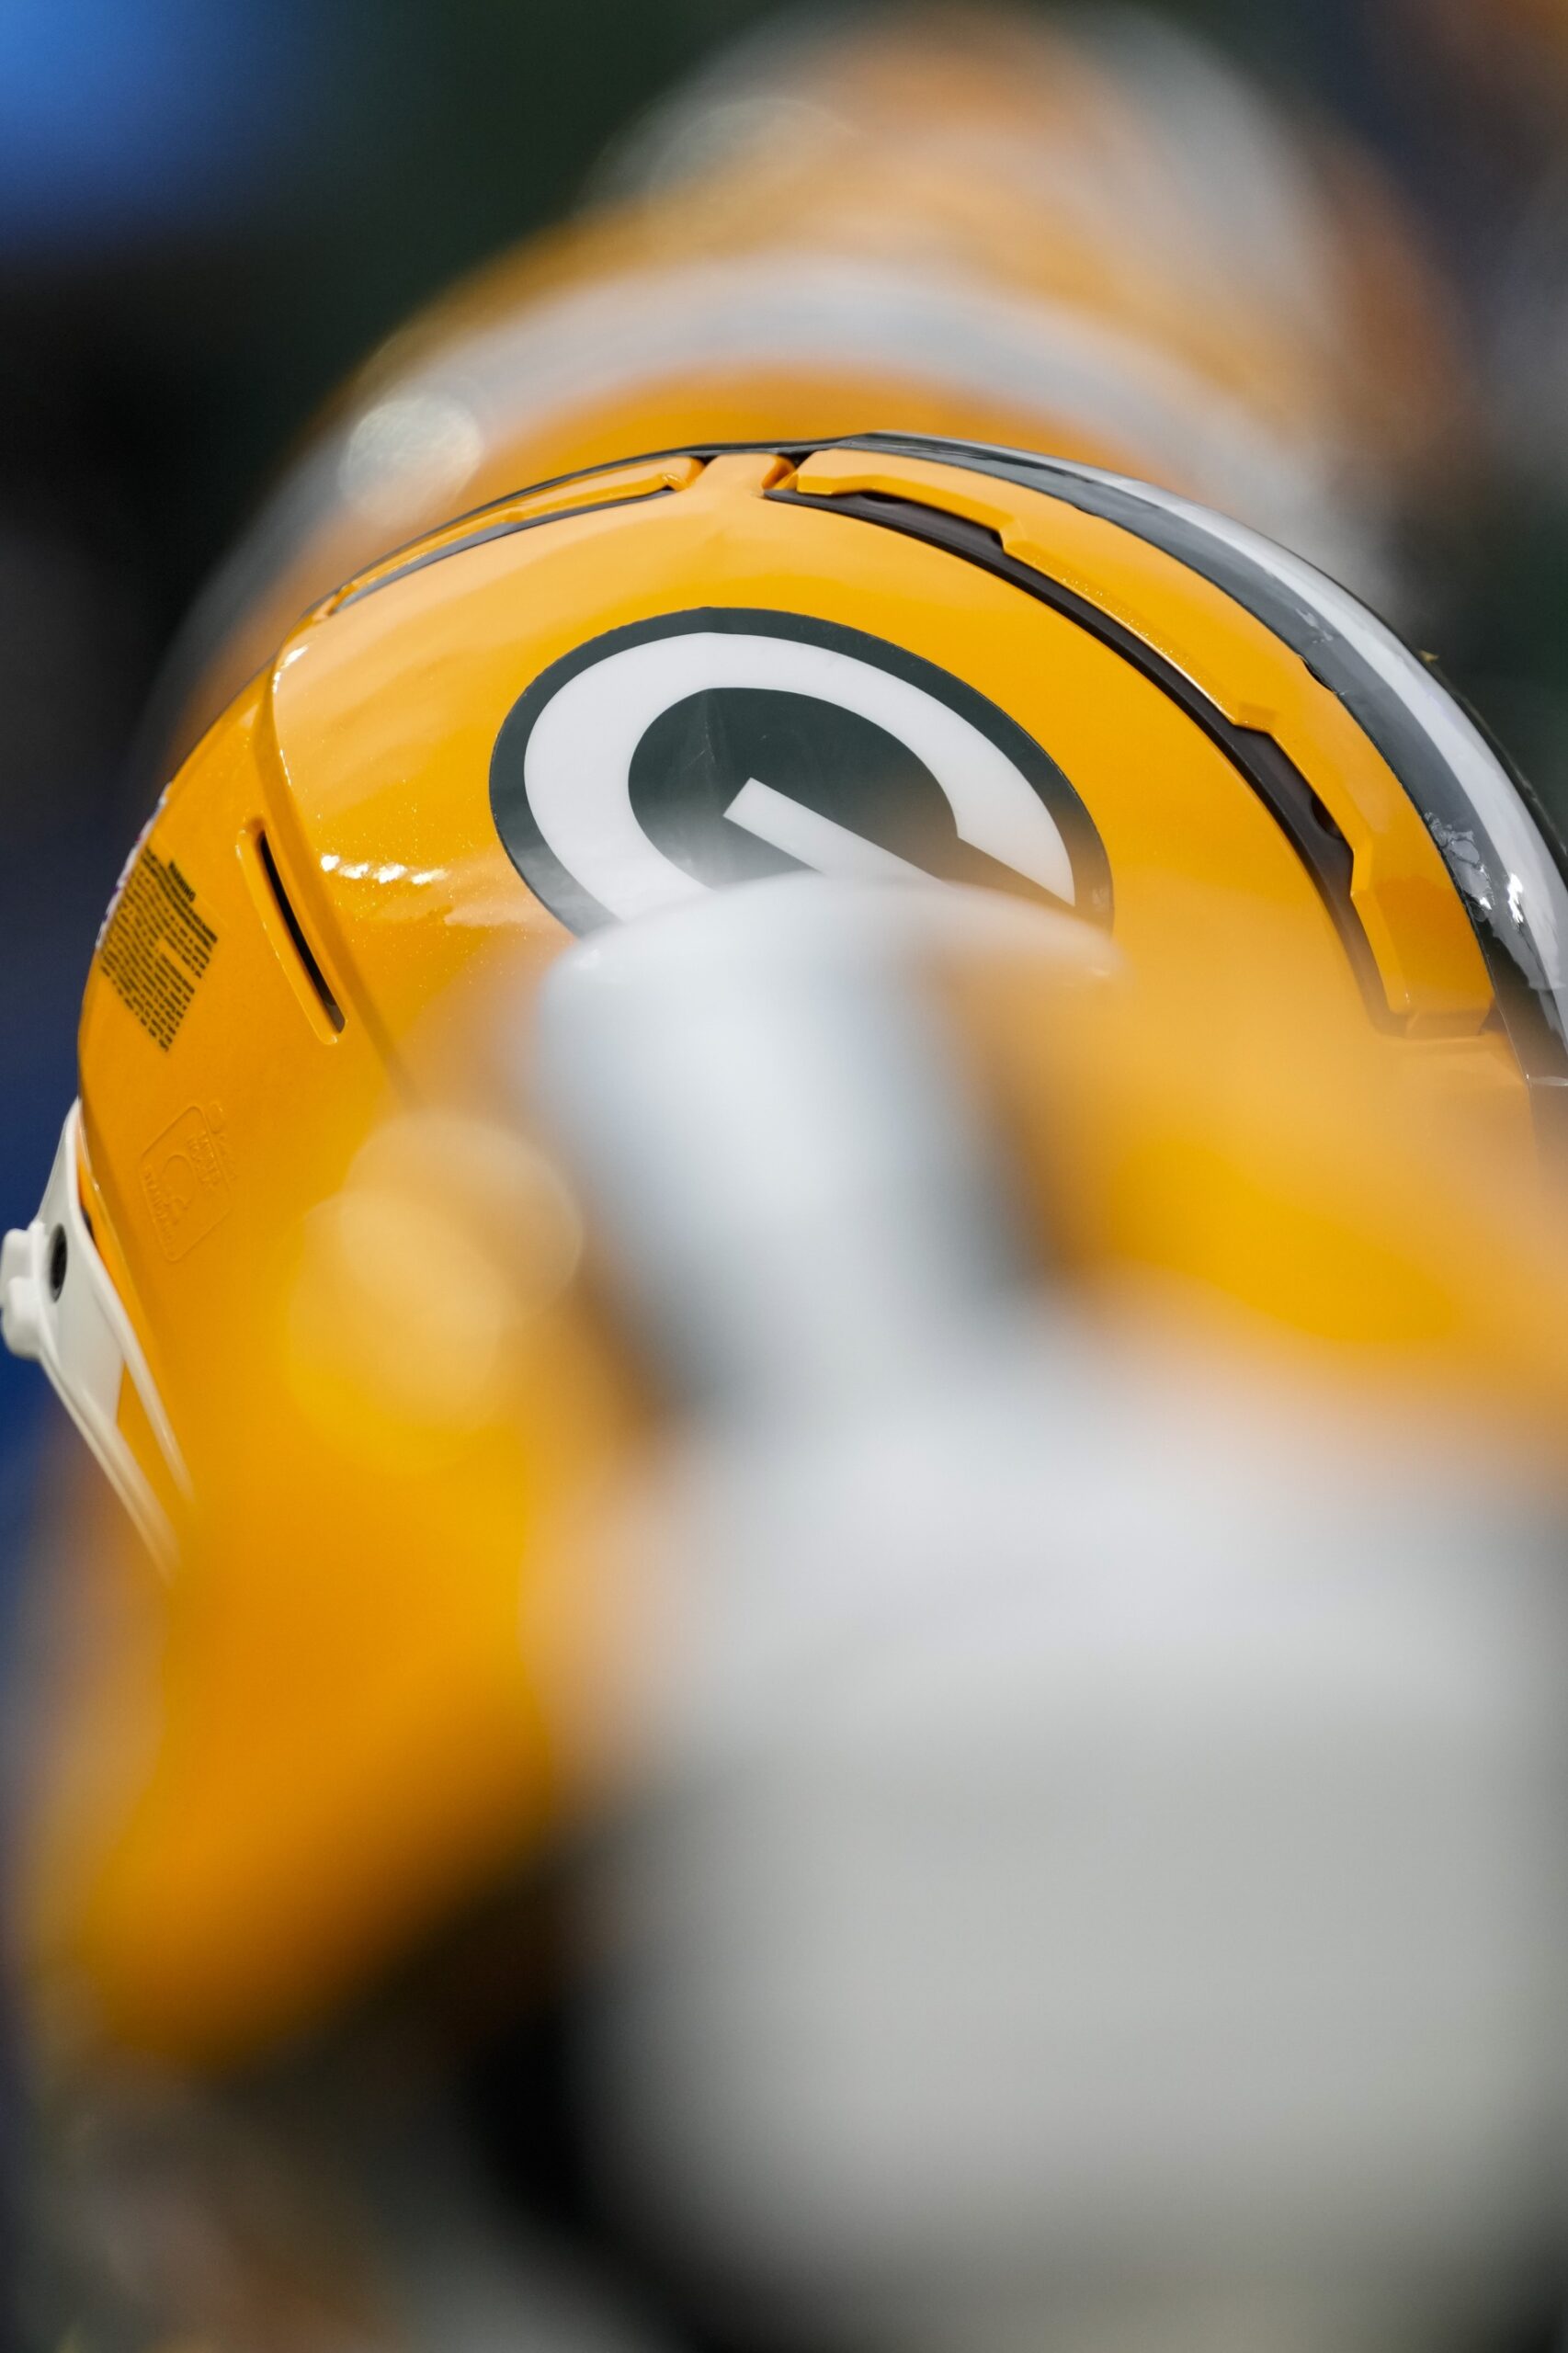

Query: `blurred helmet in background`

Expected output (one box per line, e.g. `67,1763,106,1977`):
144,3,1468,768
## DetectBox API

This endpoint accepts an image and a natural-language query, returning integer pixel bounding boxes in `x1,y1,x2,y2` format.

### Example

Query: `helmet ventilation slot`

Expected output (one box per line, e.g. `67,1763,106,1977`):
250,827,346,1037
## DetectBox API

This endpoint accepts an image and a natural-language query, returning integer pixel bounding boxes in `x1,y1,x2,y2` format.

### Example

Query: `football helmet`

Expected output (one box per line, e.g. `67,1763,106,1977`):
5,434,1567,1575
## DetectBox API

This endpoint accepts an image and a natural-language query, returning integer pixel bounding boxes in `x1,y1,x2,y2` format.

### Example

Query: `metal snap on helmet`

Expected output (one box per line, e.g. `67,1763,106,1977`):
5,432,1567,1562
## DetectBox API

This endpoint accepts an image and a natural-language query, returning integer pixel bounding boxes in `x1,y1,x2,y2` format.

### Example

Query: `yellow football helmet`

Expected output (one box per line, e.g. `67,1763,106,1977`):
5,434,1566,1586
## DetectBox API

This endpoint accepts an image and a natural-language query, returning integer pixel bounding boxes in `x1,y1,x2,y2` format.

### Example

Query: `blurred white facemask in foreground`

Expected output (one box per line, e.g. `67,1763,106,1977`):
535,877,1568,2353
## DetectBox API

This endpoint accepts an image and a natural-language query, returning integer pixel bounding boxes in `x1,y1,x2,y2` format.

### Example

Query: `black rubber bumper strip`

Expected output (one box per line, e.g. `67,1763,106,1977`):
838,433,1568,1083
333,485,680,610
770,483,1390,1025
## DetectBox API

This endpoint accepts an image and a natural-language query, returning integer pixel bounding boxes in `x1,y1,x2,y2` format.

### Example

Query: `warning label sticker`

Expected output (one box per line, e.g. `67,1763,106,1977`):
98,847,218,1051
141,1103,233,1261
